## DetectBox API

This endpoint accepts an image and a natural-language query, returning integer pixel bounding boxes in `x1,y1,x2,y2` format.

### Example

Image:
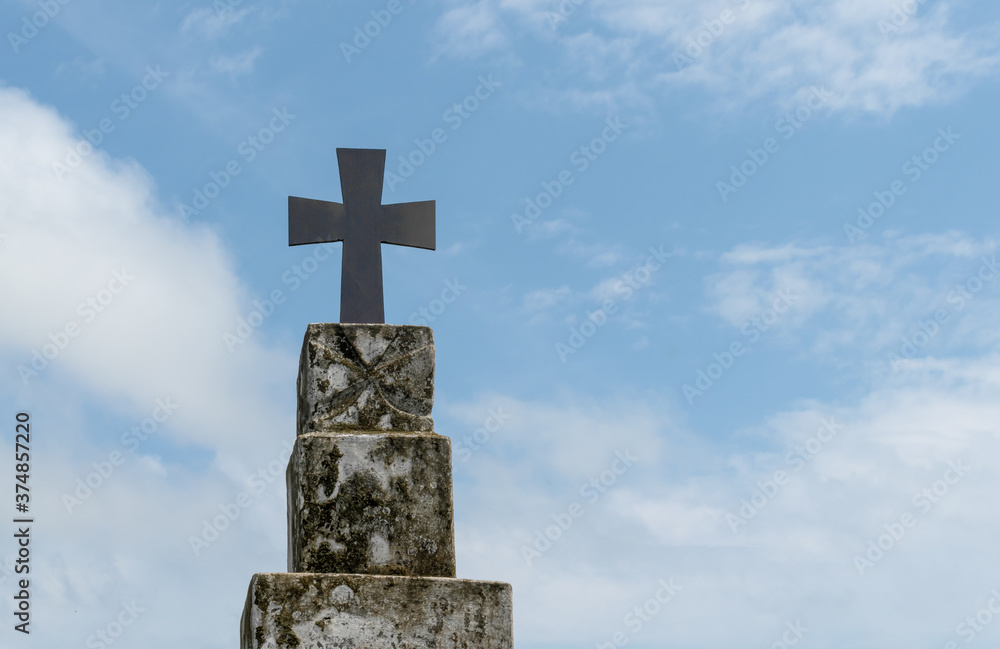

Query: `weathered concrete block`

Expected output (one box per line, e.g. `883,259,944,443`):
287,432,456,577
241,573,513,649
297,323,434,434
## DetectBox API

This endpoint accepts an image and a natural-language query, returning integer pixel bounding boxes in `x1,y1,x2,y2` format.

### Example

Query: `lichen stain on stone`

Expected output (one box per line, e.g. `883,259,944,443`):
310,542,340,574
253,576,303,649
331,584,355,605
317,443,342,500
302,469,394,574
369,436,410,467
248,573,513,648
297,324,435,435
290,433,456,577
389,475,411,506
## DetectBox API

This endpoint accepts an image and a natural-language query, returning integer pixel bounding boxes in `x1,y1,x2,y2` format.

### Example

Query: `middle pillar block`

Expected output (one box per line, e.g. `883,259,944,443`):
286,431,456,577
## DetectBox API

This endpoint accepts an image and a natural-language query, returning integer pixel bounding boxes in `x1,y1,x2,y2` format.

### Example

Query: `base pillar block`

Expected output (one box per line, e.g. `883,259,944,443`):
240,572,513,649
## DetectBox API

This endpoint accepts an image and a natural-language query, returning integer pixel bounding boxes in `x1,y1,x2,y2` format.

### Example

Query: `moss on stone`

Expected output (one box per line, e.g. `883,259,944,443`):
289,433,456,577
296,324,435,435
252,575,303,649
243,573,512,649
317,442,342,499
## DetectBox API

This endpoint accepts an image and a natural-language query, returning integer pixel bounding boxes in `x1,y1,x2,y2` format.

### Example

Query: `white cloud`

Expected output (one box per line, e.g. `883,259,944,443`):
436,233,1000,647
433,0,1000,115
556,238,624,267
0,85,292,646
522,285,573,315
515,241,668,334
181,4,254,39
705,233,1000,363
210,46,264,77
0,85,291,457
433,0,509,59
449,357,1000,648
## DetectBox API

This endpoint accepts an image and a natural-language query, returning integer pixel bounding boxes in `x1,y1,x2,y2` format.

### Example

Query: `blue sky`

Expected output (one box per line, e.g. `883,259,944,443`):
2,0,1000,647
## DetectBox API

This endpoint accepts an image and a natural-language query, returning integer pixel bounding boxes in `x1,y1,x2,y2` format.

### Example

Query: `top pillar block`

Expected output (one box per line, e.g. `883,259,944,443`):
297,324,435,435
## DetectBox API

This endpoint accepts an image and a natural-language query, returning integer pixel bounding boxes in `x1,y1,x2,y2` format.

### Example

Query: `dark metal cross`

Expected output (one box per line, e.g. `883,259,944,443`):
288,148,436,323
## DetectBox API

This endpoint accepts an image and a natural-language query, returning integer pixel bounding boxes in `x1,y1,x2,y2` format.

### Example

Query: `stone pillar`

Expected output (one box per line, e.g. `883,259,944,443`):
240,324,513,648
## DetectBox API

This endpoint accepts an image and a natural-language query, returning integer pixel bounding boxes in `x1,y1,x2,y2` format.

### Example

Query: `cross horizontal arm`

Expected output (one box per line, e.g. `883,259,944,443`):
289,196,347,246
381,201,436,250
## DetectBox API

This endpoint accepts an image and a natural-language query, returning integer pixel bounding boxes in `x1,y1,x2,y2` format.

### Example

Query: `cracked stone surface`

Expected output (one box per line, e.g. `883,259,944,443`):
240,573,513,649
287,431,455,577
297,323,434,434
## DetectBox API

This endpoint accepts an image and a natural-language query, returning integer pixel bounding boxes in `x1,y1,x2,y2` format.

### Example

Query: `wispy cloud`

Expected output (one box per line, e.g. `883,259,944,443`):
181,4,254,39
451,352,1000,648
434,0,509,59
209,46,264,77
434,0,1000,115
706,232,1000,362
